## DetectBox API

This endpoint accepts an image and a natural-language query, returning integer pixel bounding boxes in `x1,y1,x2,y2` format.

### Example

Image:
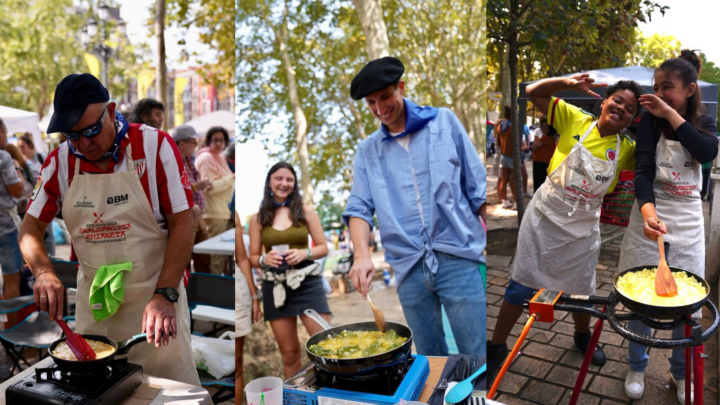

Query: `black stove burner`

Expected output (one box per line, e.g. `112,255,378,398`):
6,358,143,405
543,292,720,349
312,351,414,396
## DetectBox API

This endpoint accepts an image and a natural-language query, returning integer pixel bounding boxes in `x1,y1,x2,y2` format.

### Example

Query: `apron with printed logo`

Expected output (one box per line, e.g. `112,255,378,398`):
62,142,200,386
620,132,704,288
513,122,621,295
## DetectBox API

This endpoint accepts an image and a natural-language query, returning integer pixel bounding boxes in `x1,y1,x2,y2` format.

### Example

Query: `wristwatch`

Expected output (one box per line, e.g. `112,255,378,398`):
154,287,179,303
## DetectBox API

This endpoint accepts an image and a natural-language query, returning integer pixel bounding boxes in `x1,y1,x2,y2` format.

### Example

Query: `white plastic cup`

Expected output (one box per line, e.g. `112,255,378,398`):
272,244,290,268
245,376,284,405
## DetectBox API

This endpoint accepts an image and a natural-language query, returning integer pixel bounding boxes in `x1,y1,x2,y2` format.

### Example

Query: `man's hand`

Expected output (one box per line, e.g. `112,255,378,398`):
191,205,201,222
194,179,212,192
34,272,65,321
349,256,375,299
566,73,607,98
142,295,177,347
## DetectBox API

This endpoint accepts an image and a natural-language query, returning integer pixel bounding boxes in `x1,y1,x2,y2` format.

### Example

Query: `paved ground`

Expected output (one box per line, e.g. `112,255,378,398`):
486,160,719,405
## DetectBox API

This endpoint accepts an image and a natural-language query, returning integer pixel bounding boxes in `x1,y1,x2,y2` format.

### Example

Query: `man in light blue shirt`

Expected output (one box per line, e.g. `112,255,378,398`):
343,57,487,356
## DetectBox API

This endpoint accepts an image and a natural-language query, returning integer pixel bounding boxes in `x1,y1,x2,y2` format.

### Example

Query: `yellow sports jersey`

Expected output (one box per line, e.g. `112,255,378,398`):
547,97,636,193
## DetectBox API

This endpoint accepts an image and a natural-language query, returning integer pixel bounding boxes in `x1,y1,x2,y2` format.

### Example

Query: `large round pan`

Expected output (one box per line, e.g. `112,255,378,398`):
303,309,413,375
48,333,148,373
614,266,710,320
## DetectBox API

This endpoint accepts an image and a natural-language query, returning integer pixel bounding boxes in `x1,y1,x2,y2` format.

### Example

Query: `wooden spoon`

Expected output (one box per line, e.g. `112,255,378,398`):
654,223,678,297
366,293,387,333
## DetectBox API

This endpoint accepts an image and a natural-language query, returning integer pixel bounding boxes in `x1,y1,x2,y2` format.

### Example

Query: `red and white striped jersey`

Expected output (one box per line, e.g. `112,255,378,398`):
27,124,194,232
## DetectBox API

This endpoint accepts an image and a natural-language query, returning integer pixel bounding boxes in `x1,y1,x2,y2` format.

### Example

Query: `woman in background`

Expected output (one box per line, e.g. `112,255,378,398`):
196,126,235,275
531,115,557,192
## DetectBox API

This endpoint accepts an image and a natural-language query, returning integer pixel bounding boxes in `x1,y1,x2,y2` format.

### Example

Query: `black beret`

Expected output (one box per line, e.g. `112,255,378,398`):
350,57,404,100
48,73,110,133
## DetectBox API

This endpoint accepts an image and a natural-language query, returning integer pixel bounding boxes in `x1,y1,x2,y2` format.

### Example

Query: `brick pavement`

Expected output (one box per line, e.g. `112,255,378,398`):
486,161,719,405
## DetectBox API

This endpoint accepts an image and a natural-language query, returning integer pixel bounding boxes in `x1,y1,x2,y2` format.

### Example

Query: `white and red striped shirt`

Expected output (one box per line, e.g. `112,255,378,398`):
27,124,194,232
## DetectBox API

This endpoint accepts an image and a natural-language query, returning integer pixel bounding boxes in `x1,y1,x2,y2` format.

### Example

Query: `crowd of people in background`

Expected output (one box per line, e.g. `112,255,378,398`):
0,96,235,333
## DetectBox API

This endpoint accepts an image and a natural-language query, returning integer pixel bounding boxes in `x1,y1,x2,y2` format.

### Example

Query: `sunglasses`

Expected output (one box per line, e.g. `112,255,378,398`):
62,105,108,141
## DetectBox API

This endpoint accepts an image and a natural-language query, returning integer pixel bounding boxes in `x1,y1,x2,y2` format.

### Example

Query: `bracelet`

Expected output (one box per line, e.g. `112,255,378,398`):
251,295,259,300
35,270,56,280
259,254,269,269
306,248,312,260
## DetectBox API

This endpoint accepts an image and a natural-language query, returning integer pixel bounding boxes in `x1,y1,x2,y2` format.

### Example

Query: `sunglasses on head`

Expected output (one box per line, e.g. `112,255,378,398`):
62,105,108,141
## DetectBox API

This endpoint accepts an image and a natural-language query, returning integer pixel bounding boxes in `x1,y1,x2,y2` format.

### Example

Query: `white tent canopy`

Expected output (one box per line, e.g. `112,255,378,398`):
181,110,235,140
0,105,47,154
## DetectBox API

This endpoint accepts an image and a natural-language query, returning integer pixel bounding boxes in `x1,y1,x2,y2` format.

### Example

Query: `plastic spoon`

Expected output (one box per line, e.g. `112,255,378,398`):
366,293,387,333
654,222,677,297
57,319,97,361
445,363,487,404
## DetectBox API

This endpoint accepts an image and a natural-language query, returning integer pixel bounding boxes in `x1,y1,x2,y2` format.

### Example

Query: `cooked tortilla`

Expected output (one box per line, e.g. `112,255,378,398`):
616,268,706,306
308,330,408,359
53,340,115,361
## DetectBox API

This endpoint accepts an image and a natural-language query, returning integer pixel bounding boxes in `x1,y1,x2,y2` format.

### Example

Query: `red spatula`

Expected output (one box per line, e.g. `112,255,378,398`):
57,319,97,361
654,223,678,297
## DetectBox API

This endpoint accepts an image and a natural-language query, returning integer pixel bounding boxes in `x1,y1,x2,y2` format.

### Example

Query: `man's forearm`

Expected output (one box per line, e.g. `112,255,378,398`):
349,217,371,259
19,216,53,276
158,210,194,289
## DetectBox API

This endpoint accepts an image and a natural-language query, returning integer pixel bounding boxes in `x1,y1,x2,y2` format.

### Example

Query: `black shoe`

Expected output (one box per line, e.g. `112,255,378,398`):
574,331,606,366
487,340,509,386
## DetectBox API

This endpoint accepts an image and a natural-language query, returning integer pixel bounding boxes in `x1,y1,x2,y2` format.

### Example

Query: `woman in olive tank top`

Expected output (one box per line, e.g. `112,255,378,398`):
248,162,331,378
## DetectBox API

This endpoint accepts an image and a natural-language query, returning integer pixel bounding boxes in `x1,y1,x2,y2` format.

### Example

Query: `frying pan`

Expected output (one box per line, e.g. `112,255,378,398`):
614,266,710,320
48,333,148,373
303,309,413,375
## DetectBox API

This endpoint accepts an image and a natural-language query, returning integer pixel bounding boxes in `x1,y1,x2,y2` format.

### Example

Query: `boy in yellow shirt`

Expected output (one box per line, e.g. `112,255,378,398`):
488,74,644,384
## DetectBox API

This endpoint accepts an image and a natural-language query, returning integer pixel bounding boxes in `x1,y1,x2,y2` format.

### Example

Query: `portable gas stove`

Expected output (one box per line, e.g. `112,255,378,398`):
283,353,430,405
5,357,143,405
489,290,720,405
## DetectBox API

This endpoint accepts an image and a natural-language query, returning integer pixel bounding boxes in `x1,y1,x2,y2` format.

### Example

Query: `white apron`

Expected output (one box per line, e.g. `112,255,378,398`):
513,122,621,295
63,143,200,386
619,132,704,284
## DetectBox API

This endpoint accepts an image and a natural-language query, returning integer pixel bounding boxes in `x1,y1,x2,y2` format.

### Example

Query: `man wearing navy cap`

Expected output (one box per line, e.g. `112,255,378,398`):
18,74,200,385
343,57,487,357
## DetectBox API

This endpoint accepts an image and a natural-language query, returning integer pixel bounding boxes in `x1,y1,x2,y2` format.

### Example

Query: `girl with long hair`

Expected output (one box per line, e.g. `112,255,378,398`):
620,50,718,404
248,162,330,378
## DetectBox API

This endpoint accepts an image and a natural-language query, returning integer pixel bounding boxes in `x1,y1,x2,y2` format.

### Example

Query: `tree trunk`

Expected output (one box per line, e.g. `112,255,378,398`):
351,0,390,60
508,0,525,224
155,0,168,132
348,102,367,140
276,4,314,205
500,43,511,110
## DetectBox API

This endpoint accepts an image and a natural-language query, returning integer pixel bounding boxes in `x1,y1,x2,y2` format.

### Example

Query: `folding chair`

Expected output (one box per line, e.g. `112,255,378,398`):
0,312,76,378
192,332,235,403
186,273,234,337
50,259,79,316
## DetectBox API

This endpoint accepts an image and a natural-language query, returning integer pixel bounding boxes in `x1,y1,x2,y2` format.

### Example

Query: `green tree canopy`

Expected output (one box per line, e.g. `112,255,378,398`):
0,0,85,118
238,0,485,205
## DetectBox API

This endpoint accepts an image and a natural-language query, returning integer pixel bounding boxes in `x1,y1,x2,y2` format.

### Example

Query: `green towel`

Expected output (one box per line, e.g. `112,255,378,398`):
89,262,133,322
479,263,487,291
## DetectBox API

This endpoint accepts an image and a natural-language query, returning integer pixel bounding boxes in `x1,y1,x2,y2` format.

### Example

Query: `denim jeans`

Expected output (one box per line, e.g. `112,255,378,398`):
628,319,686,380
397,251,486,356
0,229,23,275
